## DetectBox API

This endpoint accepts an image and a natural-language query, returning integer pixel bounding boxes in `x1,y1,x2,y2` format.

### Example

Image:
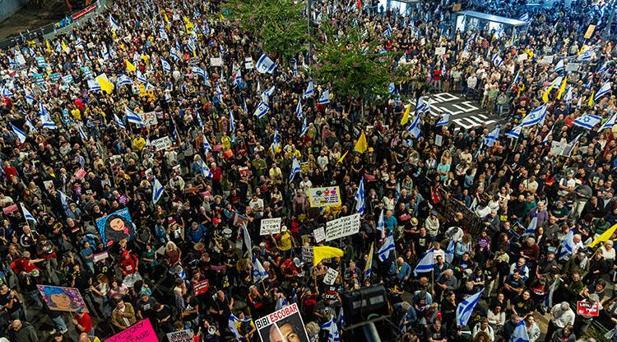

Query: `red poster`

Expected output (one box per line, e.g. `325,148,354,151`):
193,280,209,296
577,300,600,317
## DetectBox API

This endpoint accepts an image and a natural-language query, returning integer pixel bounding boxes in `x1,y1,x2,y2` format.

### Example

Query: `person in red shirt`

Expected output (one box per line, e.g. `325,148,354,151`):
2,161,18,179
118,248,139,276
72,307,93,336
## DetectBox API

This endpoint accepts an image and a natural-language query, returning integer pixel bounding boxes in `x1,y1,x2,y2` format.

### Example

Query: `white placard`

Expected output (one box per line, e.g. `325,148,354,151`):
150,136,173,151
244,57,254,70
140,111,158,126
435,134,443,146
325,213,361,241
323,267,339,285
435,47,446,56
539,55,554,65
313,227,326,243
260,217,282,235
302,246,314,262
517,54,529,62
566,63,580,72
210,57,223,67
167,329,193,342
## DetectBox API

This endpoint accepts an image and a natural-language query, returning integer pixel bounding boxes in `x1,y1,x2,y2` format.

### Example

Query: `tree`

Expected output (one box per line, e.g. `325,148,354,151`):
222,0,308,61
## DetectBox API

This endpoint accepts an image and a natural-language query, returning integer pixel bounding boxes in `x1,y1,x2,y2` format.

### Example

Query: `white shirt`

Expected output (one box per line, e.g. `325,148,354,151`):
550,305,575,328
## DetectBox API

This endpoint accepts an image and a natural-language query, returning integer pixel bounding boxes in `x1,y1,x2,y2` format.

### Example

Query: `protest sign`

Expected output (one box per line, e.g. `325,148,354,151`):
93,251,109,263
566,63,580,72
210,57,223,66
245,57,254,70
435,47,446,56
2,204,17,215
539,55,554,65
302,246,314,263
106,319,158,342
167,329,194,342
577,300,600,317
313,227,326,243
260,217,282,235
307,186,342,207
74,168,87,179
149,136,173,151
96,207,135,246
140,111,158,126
323,267,339,285
37,285,87,312
255,303,310,342
325,213,361,241
193,280,209,296
584,24,596,39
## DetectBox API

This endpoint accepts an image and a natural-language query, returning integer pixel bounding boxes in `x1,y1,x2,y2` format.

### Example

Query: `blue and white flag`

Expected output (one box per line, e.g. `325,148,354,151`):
1,87,13,98
152,177,164,204
271,129,281,153
125,108,143,125
505,126,521,139
256,53,277,74
42,118,57,130
253,101,270,119
161,58,171,73
436,113,450,127
388,82,396,95
109,14,120,31
383,23,393,37
520,104,547,127
573,114,602,130
456,289,484,327
116,74,133,87
577,49,593,62
525,217,537,234
414,250,435,275
558,229,575,260
228,314,247,340
24,90,35,105
198,160,212,178
229,110,236,135
215,83,224,103
519,13,529,22
24,119,37,133
318,89,330,105
484,126,500,147
113,114,126,129
289,157,301,182
303,81,315,98
20,203,37,224
233,70,242,88
416,97,430,114
492,54,503,67
376,209,385,233
38,102,48,117
407,114,421,138
262,85,276,102
300,117,309,137
136,70,147,84
377,235,395,262
445,240,455,264
252,256,269,283
554,59,565,74
599,112,616,131
594,82,612,102
295,101,303,120
87,79,101,92
511,320,530,342
355,177,365,215
202,134,212,152
320,317,341,342
10,123,26,143
58,190,69,209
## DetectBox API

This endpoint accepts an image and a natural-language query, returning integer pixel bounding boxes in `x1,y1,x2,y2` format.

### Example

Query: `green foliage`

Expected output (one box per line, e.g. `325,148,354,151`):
311,24,394,102
223,0,308,61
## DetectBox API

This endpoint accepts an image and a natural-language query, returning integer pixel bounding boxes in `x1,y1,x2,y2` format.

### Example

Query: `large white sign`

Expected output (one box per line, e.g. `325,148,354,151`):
325,213,361,241
323,267,339,285
150,136,173,151
313,227,326,243
260,218,282,235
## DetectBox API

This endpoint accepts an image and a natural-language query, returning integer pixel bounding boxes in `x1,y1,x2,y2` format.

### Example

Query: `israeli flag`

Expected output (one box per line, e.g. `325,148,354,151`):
383,23,393,37
253,101,270,119
320,318,341,342
42,118,57,130
229,110,236,135
10,123,27,143
38,102,48,117
192,67,210,86
445,240,455,264
198,160,212,178
407,114,421,138
215,83,224,103
77,125,88,141
256,53,277,74
484,126,500,147
599,112,616,131
1,87,13,97
295,101,303,120
252,256,269,283
519,13,530,22
116,74,133,87
456,289,484,327
202,134,212,152
558,229,575,260
416,97,430,114
525,217,537,234
159,27,168,41
318,89,330,105
87,79,101,92
233,70,242,87
303,81,315,98
376,209,385,233
289,157,301,182
20,203,37,224
414,250,435,275
577,49,593,62
109,14,120,30
152,177,164,204
563,87,573,103
136,70,147,84
573,114,602,130
505,126,521,139
492,53,504,67
377,235,395,262
113,114,126,129
511,320,530,342
388,82,396,95
300,117,309,137
436,113,450,127
594,82,612,102
125,108,144,125
161,58,171,73
58,190,69,209
24,90,35,105
554,59,565,74
24,119,37,133
520,104,547,127
355,177,365,215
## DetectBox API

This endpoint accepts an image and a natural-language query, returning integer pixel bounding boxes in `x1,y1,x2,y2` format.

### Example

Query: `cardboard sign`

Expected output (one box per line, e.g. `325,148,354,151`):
167,329,194,342
150,136,173,151
193,280,209,296
260,218,282,235
566,63,580,72
254,304,310,342
37,285,87,312
584,25,596,39
577,300,600,317
326,213,361,241
302,246,314,263
307,186,342,208
539,55,554,65
313,227,326,243
323,267,339,285
210,57,223,67
435,134,443,146
517,54,528,62
435,47,446,56
106,319,158,342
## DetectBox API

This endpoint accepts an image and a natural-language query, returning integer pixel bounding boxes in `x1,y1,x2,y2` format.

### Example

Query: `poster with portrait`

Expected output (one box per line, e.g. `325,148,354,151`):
307,186,342,208
37,285,87,312
96,207,135,246
255,303,310,342
106,319,158,342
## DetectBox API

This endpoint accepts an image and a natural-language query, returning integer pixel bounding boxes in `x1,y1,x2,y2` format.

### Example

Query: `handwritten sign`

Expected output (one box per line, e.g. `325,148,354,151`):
435,47,446,56
302,246,314,263
313,227,326,243
260,217,282,235
2,204,18,215
323,267,339,285
149,136,173,151
139,111,158,127
325,213,361,241
210,57,223,67
167,329,194,342
193,280,209,296
106,319,158,342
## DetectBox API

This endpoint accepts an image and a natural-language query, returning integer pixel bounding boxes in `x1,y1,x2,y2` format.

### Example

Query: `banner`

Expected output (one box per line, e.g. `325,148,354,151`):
167,329,194,342
193,280,209,296
325,213,361,241
260,218,282,235
255,303,310,342
107,319,158,342
307,186,341,208
150,136,173,151
577,300,600,317
96,207,135,246
323,267,339,285
37,285,87,312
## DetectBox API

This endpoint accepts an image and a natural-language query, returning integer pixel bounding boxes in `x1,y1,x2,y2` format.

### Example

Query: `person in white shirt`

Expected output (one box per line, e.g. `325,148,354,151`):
545,302,575,341
526,316,541,342
472,318,495,341
299,176,313,191
248,195,264,218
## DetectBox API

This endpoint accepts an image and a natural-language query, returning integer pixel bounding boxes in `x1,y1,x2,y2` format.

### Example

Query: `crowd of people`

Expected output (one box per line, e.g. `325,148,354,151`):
0,0,616,341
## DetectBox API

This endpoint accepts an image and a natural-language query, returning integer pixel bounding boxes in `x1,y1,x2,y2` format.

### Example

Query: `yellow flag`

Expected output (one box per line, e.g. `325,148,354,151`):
588,223,617,248
95,74,114,94
45,40,52,52
313,246,344,266
557,77,568,99
524,48,534,59
61,40,70,53
578,44,589,56
588,91,595,107
354,131,368,154
183,17,194,32
364,242,374,276
542,84,554,103
336,151,348,164
125,60,136,72
400,104,412,126
163,13,170,23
